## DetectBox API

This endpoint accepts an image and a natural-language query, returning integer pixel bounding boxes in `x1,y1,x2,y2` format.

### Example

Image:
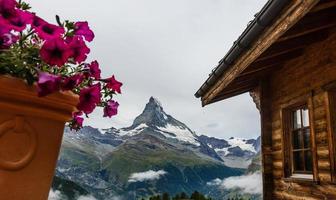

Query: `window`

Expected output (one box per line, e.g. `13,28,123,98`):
290,106,313,175
282,99,317,181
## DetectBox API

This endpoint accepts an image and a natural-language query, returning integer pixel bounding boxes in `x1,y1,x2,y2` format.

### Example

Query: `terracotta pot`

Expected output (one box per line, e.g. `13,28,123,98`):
0,76,78,200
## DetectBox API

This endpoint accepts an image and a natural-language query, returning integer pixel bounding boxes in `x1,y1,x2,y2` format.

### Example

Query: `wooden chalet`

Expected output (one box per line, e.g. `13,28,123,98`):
195,0,336,199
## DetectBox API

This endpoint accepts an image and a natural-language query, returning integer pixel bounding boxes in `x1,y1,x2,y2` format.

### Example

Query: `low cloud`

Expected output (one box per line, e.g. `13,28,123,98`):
128,170,167,183
77,195,97,200
48,190,97,200
48,190,63,200
207,172,262,194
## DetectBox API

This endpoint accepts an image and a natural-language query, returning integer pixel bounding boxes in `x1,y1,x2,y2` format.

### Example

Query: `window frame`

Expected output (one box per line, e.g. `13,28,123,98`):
289,105,313,175
281,94,318,182
325,87,336,183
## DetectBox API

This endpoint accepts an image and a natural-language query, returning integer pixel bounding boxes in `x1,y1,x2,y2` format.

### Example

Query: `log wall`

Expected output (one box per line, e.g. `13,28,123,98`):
267,28,336,199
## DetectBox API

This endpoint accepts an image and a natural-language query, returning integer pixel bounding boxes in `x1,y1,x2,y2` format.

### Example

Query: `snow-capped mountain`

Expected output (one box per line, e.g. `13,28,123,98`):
54,97,260,199
105,97,200,146
199,135,261,168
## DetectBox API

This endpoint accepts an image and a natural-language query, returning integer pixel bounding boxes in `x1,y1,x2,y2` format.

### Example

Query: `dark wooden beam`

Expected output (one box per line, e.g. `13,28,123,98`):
311,0,336,13
250,49,304,69
279,7,336,41
259,78,274,200
239,63,282,78
210,83,257,104
258,30,329,61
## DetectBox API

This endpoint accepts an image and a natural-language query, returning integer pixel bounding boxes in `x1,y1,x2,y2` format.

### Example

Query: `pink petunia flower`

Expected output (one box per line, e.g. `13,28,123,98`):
0,0,17,19
77,83,102,114
31,14,46,28
103,100,119,118
61,74,84,91
35,22,64,40
74,21,95,42
67,36,90,63
105,75,122,94
70,112,84,131
40,38,72,67
37,72,61,97
87,60,101,79
5,10,33,32
0,32,18,49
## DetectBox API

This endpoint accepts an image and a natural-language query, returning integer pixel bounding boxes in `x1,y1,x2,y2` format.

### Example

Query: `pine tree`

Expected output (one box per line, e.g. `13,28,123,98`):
180,192,188,199
172,194,180,200
162,192,170,200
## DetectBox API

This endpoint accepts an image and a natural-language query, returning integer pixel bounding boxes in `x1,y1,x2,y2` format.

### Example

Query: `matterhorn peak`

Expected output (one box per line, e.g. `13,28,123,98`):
149,96,162,107
131,97,169,128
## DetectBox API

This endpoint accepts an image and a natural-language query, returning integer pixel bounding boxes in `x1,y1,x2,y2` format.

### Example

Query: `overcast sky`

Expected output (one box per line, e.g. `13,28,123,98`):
28,0,266,140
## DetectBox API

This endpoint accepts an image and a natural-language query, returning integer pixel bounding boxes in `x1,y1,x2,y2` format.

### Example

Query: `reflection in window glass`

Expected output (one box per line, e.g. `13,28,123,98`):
294,151,304,171
292,130,301,149
305,151,313,172
293,109,301,129
302,108,309,127
290,105,312,175
303,129,310,148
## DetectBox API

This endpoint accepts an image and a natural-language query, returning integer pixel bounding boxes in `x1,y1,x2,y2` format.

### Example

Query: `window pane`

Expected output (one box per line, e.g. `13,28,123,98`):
292,130,302,149
302,108,309,127
293,109,302,129
303,129,311,148
304,150,313,172
293,151,304,171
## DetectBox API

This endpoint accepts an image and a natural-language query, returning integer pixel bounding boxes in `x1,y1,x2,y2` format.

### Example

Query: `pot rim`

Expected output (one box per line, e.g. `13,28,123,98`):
0,75,79,122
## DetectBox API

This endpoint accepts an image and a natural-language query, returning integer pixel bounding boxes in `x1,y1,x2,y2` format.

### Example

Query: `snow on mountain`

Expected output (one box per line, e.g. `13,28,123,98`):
157,124,199,146
108,97,200,146
65,97,259,168
199,135,260,169
214,137,257,154
118,123,148,136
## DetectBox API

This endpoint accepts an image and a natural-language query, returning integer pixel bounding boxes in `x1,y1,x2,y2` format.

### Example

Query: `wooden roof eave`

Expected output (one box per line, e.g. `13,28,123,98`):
201,0,319,107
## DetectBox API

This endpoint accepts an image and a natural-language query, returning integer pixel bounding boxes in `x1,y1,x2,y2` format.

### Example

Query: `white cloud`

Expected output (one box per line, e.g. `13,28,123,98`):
128,170,167,183
77,195,97,200
110,196,124,200
207,172,262,194
48,190,63,200
48,189,97,200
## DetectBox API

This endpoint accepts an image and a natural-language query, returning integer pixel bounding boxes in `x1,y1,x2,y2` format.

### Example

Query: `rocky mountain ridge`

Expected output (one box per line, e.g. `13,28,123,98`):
53,97,260,199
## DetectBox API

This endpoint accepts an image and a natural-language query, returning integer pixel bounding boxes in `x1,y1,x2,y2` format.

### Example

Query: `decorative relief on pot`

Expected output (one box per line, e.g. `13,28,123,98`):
0,116,37,171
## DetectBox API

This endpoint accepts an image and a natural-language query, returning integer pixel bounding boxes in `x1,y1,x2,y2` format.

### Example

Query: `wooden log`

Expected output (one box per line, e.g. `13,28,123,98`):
318,159,331,170
313,105,327,121
317,146,330,159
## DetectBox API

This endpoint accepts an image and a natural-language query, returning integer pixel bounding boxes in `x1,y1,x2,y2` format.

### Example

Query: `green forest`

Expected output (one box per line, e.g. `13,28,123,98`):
143,191,212,200
143,191,252,200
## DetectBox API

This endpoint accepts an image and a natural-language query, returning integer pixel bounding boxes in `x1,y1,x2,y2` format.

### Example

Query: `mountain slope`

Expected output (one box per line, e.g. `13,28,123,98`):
54,97,259,199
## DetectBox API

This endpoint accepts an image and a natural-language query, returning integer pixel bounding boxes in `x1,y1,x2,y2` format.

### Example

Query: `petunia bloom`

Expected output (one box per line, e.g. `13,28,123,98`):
35,22,64,40
61,74,84,91
74,21,95,42
67,36,90,63
0,32,18,49
0,0,17,19
87,60,101,79
5,10,33,31
37,72,61,97
70,112,84,131
31,14,46,28
77,83,101,114
105,75,122,94
103,100,119,118
40,38,72,67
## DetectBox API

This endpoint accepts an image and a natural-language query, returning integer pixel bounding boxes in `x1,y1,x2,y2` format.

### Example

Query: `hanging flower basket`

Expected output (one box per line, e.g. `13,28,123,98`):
0,0,123,199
